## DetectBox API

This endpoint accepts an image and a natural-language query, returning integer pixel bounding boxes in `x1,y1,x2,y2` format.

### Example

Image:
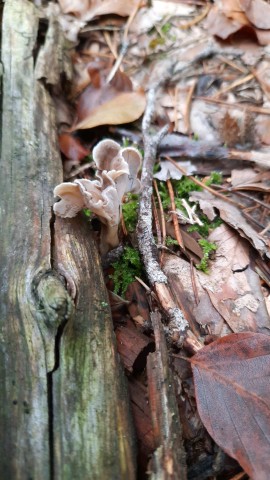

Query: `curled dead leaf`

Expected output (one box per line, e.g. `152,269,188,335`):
190,190,270,258
72,90,146,131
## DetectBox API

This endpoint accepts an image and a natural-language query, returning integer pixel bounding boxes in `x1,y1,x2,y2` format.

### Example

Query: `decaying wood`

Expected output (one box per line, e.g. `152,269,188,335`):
0,1,136,478
128,377,156,473
147,312,187,479
116,319,155,373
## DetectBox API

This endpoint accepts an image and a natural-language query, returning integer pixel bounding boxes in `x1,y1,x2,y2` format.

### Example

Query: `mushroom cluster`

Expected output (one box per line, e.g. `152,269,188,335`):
53,139,142,253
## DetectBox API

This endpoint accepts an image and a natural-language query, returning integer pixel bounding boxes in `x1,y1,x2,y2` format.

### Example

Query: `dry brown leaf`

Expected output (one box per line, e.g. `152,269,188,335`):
82,0,139,21
59,0,138,19
163,224,270,336
58,0,90,16
72,90,146,130
206,1,270,45
205,5,248,40
71,65,146,130
74,66,133,123
256,61,270,96
191,332,270,480
202,225,270,334
239,0,270,29
231,169,270,192
190,190,270,258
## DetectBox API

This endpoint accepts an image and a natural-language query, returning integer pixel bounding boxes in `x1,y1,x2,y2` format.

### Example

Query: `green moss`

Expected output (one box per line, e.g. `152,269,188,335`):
122,137,132,148
156,178,202,210
205,171,223,186
174,177,202,199
161,22,172,34
82,153,93,164
165,236,179,246
122,194,139,232
149,37,166,49
156,175,223,237
196,239,218,273
83,209,91,218
187,215,223,237
110,246,143,296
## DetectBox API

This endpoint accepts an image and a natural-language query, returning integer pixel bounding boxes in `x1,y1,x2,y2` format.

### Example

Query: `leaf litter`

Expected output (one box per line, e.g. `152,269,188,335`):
46,0,270,477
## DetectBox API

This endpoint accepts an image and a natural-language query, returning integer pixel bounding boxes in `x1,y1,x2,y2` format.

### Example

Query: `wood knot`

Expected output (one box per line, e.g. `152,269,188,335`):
32,270,74,327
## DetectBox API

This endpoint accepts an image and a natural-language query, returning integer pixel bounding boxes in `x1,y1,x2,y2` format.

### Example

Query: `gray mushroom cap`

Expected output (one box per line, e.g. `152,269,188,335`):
53,138,142,253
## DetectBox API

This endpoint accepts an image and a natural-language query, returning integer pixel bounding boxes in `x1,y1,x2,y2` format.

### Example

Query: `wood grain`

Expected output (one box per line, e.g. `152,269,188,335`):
0,1,136,478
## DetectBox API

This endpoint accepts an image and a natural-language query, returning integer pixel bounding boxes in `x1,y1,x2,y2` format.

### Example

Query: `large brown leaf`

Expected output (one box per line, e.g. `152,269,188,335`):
72,91,146,130
191,332,270,479
72,67,146,131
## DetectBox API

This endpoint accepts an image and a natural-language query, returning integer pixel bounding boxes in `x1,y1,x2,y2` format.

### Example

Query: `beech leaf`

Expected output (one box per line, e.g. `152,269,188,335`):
191,332,270,479
72,91,146,131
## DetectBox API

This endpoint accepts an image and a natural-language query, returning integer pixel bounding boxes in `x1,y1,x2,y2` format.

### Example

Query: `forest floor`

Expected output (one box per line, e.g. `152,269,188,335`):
50,1,270,478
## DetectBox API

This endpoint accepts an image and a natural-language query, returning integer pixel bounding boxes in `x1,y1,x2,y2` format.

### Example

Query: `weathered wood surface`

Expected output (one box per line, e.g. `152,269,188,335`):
0,1,136,478
147,312,187,480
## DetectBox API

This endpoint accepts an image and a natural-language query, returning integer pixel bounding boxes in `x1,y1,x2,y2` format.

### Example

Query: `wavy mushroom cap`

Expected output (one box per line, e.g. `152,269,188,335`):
53,183,85,218
53,138,142,252
121,147,142,194
75,179,120,226
93,139,129,173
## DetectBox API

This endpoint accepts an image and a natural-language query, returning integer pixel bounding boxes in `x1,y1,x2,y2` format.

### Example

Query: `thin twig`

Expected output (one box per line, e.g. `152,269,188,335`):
166,179,185,249
218,55,248,75
103,31,119,62
165,156,245,208
152,195,162,246
259,222,270,236
179,3,211,29
196,95,270,115
64,162,95,181
213,72,254,99
153,179,166,247
121,214,128,236
190,259,199,306
106,1,141,83
184,81,196,134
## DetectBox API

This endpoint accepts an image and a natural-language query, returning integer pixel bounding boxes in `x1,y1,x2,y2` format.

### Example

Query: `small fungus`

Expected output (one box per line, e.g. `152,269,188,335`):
53,139,142,253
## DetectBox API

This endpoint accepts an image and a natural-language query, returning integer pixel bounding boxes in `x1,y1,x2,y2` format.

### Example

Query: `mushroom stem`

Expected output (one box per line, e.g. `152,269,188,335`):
100,224,120,254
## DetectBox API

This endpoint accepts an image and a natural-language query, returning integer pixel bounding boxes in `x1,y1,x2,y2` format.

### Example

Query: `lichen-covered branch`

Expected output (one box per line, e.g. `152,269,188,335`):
137,86,190,342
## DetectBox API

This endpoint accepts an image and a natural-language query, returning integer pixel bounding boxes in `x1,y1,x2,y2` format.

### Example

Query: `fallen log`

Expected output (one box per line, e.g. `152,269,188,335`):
0,1,136,478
